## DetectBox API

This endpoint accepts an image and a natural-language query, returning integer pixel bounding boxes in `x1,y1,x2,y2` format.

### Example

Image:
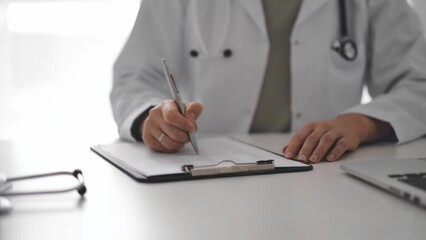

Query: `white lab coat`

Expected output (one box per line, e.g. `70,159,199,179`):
111,0,426,143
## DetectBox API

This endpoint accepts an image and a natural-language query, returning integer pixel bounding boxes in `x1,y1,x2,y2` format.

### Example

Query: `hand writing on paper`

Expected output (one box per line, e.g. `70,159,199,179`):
282,113,395,164
141,100,203,153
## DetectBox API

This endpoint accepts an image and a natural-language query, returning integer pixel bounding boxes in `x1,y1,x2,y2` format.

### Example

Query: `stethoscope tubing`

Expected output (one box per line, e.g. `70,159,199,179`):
339,0,349,38
1,170,86,197
333,0,358,62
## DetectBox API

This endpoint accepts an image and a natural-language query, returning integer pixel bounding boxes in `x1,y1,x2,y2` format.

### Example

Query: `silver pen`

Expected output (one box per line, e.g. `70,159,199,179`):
161,58,199,154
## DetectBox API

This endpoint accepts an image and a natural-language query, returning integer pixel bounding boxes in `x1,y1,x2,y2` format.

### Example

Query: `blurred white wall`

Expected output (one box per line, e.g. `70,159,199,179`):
0,1,11,136
0,0,139,143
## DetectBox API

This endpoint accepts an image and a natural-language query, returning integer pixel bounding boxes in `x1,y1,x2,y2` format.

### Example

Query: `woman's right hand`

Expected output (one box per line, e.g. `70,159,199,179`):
141,100,203,152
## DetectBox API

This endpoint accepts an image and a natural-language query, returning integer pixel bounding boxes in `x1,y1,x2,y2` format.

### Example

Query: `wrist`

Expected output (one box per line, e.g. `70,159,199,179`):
338,113,394,144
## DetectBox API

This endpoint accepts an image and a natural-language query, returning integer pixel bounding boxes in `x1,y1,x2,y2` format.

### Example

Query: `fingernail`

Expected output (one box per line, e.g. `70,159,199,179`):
309,154,318,163
327,154,335,162
297,154,307,162
285,151,293,158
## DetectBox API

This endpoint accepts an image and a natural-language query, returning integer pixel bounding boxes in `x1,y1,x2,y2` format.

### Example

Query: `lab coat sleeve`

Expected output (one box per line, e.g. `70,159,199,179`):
111,0,187,141
343,0,426,144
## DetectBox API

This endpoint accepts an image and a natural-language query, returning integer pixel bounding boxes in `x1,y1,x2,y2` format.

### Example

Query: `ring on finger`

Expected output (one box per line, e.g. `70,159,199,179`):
158,132,166,143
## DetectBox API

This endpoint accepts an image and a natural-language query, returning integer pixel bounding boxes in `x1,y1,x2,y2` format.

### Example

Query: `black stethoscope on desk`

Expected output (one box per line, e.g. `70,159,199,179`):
332,0,358,61
0,170,86,214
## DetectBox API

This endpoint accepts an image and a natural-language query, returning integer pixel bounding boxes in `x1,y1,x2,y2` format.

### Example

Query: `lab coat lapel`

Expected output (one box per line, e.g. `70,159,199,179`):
237,0,268,40
238,0,331,33
294,0,332,30
194,0,231,54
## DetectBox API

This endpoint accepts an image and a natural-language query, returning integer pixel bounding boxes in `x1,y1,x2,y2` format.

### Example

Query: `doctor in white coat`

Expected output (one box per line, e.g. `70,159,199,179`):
111,0,426,163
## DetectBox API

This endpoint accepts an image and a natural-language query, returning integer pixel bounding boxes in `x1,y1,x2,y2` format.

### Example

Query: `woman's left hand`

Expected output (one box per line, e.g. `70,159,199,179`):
283,113,395,164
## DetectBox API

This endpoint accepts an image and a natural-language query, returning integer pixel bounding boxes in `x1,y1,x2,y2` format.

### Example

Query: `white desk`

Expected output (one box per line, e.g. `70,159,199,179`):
0,134,425,240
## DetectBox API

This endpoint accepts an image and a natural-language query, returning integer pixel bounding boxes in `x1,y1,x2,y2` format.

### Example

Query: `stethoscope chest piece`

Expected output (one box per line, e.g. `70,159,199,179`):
332,37,358,62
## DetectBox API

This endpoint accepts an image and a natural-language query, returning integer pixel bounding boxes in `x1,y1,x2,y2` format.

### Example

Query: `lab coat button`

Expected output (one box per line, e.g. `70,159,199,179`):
190,50,199,57
295,112,302,118
223,49,232,58
293,40,300,46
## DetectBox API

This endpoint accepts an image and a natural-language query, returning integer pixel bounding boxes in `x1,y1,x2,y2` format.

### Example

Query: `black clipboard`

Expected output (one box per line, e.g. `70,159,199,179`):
90,137,312,183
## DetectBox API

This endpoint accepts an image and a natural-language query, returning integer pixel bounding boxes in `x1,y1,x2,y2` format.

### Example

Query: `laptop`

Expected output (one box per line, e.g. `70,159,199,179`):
341,158,426,208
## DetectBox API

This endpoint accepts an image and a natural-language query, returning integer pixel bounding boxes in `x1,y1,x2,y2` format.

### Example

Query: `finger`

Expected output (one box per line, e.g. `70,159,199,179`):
297,128,329,163
142,126,174,153
282,145,288,155
185,102,203,123
326,137,350,162
142,108,184,152
162,100,195,132
159,121,190,144
147,106,165,128
144,134,176,153
309,131,340,163
284,124,315,159
141,115,158,142
155,129,185,151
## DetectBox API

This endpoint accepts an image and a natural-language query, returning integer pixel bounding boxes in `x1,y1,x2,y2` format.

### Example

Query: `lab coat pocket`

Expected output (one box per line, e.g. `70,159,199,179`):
330,49,363,70
329,47,366,83
327,47,366,112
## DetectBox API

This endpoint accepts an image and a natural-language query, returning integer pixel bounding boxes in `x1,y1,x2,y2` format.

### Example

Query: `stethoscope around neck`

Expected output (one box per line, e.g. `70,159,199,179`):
188,0,358,62
0,170,86,214
332,0,358,61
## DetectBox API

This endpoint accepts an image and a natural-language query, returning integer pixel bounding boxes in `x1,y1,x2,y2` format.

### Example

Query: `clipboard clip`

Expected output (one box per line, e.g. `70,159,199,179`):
182,160,275,177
